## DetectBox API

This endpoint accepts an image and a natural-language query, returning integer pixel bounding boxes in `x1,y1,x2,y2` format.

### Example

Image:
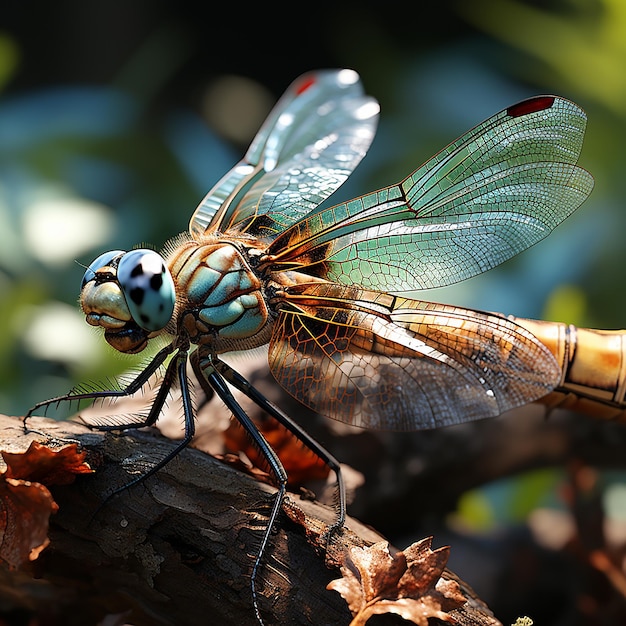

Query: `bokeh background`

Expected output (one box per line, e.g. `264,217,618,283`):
2,1,626,624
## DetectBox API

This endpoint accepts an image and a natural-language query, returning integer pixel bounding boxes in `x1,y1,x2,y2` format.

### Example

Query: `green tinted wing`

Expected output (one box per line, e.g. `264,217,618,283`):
268,96,593,291
189,69,378,240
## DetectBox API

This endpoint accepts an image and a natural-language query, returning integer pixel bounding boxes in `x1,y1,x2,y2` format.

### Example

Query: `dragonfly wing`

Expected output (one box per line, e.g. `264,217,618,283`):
267,96,594,291
189,69,378,239
268,283,560,430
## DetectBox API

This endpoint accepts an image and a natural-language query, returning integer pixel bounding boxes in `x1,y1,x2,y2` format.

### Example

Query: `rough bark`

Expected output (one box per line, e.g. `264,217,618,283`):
0,413,501,626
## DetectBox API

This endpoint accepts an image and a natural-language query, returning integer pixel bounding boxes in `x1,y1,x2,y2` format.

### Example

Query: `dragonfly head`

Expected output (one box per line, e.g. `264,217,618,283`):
80,249,176,354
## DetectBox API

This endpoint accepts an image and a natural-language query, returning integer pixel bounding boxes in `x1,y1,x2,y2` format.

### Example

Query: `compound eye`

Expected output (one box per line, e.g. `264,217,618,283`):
117,249,176,331
81,250,125,288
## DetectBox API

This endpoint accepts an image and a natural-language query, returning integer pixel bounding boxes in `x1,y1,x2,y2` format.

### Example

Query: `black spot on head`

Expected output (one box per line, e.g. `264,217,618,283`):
129,287,145,305
131,264,144,277
140,313,150,325
150,273,163,290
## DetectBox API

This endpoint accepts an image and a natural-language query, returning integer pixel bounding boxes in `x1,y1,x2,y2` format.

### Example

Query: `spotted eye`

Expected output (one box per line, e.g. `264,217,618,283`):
117,249,176,331
81,250,125,288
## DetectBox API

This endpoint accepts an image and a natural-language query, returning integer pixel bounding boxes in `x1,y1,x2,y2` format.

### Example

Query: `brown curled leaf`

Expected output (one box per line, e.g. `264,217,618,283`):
223,417,330,485
327,537,465,626
0,441,93,569
0,476,58,569
2,440,93,486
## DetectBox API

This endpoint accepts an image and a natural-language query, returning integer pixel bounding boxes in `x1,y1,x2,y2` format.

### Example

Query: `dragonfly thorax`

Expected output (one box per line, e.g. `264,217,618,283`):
166,238,271,352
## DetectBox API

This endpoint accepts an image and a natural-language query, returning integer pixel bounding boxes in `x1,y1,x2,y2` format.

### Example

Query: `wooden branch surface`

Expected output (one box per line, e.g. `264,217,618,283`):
0,413,501,626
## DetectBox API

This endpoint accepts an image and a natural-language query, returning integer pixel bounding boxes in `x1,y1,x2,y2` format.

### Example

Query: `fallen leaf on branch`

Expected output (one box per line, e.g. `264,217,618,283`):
3,440,93,485
0,476,58,569
224,416,330,484
0,441,93,569
327,537,465,626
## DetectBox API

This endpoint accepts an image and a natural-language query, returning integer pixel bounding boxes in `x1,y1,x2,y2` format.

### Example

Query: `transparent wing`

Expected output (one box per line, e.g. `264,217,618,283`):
189,69,379,240
267,96,594,291
268,283,560,430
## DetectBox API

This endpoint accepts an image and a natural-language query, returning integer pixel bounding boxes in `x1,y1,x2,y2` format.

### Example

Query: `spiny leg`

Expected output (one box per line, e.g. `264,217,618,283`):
90,345,184,434
213,357,346,532
23,342,176,431
103,351,196,499
25,341,197,504
191,351,287,626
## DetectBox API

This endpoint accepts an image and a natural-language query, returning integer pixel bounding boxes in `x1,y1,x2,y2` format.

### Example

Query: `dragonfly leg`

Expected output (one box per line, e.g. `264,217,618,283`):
26,342,198,506
88,346,183,434
190,351,287,626
81,350,196,522
23,342,176,431
213,357,347,533
104,352,196,498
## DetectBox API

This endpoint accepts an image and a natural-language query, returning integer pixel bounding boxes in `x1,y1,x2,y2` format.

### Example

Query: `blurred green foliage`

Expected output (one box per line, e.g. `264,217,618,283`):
453,468,562,532
462,0,626,115
0,33,18,89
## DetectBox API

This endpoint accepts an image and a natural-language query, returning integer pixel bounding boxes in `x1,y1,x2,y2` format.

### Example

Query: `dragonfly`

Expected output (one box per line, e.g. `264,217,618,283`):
26,68,608,623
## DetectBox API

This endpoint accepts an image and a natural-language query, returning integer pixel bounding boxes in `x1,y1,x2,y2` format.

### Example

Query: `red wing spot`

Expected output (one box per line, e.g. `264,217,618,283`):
295,75,317,95
507,96,556,118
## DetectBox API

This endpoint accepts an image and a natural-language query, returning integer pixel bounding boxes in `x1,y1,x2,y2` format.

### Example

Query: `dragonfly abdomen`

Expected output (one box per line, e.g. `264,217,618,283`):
511,316,626,420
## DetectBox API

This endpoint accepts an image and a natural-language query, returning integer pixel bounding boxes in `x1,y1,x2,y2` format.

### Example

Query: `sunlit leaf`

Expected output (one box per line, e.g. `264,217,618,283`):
0,441,92,569
2,440,93,486
327,538,465,625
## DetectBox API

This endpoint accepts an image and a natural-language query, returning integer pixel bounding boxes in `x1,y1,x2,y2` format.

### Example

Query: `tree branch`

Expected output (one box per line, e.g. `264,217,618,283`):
0,414,502,626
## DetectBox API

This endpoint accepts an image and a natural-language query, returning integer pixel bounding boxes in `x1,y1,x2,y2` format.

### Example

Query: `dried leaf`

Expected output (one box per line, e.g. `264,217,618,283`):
3,440,93,485
0,475,58,568
224,418,330,484
0,441,92,569
327,538,465,626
